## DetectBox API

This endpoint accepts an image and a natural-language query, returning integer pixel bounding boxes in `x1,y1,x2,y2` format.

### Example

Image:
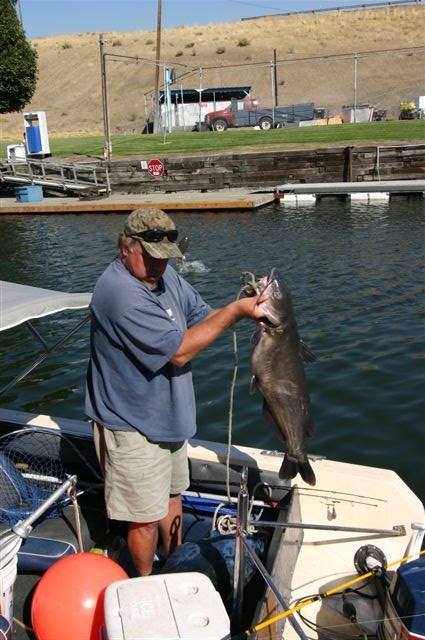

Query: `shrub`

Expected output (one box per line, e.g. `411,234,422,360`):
62,42,72,49
216,46,226,54
237,38,250,47
185,42,195,48
175,50,183,57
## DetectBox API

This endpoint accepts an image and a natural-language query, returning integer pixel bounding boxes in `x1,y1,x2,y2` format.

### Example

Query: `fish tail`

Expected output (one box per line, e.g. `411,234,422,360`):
279,454,316,486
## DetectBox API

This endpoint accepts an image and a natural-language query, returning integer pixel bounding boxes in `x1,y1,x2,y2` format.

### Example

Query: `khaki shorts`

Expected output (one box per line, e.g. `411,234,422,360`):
93,422,189,523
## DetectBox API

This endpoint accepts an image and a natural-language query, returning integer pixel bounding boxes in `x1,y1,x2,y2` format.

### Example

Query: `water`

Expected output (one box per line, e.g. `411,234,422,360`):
1,197,424,502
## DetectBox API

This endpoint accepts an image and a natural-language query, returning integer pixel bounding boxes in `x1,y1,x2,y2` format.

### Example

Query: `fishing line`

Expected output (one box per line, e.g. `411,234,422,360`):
231,548,425,638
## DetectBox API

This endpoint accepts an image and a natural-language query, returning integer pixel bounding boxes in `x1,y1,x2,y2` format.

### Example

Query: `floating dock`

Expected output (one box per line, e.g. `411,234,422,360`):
275,179,425,197
0,190,276,214
272,179,425,205
1,180,423,215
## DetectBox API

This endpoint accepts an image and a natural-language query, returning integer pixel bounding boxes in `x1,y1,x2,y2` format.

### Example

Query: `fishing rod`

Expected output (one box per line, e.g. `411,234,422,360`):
230,548,425,639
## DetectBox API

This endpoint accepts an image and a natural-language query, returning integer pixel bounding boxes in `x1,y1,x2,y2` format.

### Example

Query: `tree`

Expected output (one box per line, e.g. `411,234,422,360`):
0,0,38,113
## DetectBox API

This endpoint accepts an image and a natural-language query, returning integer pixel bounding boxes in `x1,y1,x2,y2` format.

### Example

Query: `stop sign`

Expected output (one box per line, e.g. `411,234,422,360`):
147,159,165,177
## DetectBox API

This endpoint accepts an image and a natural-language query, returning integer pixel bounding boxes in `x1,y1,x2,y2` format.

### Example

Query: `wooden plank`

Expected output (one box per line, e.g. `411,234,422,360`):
0,191,276,214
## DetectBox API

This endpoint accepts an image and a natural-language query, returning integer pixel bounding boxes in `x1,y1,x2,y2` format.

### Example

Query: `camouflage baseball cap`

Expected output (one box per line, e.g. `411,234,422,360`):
124,208,183,259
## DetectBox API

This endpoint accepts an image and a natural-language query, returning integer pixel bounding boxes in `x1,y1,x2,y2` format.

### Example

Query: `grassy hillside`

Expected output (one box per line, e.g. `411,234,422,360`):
1,4,424,141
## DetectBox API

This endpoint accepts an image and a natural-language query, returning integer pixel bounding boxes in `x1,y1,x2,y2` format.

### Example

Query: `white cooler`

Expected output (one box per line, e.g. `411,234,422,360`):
103,571,230,639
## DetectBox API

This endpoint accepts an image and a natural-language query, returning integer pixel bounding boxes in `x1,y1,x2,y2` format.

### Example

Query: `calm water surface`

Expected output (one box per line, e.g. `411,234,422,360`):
1,196,424,501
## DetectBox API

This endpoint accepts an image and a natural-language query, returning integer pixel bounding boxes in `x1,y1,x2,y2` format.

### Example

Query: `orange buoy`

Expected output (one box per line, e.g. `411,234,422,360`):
31,552,128,640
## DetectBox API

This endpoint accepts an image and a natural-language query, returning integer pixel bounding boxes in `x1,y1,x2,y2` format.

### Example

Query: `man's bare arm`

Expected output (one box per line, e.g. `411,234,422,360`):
170,296,264,367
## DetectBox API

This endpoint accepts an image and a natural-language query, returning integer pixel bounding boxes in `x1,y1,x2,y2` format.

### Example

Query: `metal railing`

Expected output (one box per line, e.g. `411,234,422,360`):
0,159,111,196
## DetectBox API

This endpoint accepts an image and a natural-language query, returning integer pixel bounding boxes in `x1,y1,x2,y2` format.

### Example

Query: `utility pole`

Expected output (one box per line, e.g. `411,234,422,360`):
353,52,358,124
99,34,112,161
273,49,278,107
153,0,162,134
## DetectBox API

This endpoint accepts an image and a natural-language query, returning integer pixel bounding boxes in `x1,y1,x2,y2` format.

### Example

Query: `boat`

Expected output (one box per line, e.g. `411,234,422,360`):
0,280,424,640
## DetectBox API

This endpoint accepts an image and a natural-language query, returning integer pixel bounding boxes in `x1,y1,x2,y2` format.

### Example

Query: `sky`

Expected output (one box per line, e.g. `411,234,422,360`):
19,0,399,40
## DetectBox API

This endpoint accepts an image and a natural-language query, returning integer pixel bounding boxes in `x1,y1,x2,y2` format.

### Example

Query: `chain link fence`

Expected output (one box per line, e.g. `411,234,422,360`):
126,46,424,133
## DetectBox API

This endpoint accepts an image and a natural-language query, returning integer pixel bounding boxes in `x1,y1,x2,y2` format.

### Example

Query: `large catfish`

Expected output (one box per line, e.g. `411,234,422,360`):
250,268,316,486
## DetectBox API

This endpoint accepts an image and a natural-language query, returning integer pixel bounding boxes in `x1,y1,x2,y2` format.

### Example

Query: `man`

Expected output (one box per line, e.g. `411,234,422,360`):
85,207,266,576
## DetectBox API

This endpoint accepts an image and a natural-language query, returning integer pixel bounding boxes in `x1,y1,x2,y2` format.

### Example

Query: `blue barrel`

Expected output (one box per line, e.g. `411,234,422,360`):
26,126,42,153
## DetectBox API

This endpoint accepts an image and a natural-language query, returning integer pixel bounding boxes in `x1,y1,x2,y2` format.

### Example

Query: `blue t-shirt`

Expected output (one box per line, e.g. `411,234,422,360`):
85,259,211,441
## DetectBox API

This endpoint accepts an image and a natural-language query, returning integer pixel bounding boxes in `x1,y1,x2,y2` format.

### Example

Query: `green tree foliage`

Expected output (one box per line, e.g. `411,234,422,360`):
0,0,38,113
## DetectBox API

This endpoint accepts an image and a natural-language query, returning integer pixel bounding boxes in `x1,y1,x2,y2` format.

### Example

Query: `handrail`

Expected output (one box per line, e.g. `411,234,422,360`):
0,159,110,194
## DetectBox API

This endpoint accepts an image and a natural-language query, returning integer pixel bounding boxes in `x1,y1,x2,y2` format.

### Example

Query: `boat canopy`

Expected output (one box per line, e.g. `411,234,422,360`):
0,281,92,332
0,281,92,398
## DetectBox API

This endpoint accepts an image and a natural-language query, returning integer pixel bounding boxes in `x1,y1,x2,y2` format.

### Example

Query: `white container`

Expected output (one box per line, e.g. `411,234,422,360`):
342,106,374,123
6,144,26,163
350,192,390,202
103,571,230,640
0,556,17,624
281,194,316,205
415,96,425,109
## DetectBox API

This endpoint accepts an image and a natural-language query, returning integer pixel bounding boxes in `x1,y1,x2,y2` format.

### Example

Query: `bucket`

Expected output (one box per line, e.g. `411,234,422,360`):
0,556,17,624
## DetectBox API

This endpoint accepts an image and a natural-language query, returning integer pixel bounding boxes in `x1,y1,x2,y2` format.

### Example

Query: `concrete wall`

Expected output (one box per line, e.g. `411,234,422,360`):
107,144,425,194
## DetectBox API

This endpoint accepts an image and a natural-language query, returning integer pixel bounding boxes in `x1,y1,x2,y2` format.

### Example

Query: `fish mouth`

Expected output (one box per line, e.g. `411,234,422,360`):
259,268,280,296
256,268,282,326
259,316,278,328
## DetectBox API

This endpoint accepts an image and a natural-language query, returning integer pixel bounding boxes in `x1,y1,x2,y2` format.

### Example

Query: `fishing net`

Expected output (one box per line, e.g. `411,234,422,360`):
0,427,100,526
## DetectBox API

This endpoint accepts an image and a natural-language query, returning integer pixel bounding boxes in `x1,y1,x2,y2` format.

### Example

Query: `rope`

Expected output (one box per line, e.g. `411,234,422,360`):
69,485,84,552
225,325,239,503
225,272,261,503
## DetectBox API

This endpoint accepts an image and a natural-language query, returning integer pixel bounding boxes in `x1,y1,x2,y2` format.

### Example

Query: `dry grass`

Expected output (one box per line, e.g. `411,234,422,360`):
1,4,424,140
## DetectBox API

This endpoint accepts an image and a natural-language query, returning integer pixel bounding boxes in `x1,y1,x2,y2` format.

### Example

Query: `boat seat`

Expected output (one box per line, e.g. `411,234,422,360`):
0,489,108,573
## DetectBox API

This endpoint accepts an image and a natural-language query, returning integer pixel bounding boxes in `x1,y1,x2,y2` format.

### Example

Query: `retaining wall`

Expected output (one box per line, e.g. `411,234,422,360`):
107,144,425,194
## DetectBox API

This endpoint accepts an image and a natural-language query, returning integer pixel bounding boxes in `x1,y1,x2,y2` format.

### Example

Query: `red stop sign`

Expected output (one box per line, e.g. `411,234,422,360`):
147,159,164,177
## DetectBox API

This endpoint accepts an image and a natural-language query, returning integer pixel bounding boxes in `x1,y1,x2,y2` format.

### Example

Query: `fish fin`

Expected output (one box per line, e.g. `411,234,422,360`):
279,455,298,480
249,375,258,395
299,457,316,486
279,454,316,486
299,339,316,363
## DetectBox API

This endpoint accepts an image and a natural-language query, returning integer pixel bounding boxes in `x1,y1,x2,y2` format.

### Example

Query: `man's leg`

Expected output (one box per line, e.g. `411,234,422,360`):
128,520,159,576
128,494,182,575
159,493,182,557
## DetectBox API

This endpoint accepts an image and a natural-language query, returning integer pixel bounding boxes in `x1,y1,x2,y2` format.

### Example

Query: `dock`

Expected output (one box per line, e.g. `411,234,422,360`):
272,179,425,204
1,179,423,215
275,179,425,195
0,190,276,214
